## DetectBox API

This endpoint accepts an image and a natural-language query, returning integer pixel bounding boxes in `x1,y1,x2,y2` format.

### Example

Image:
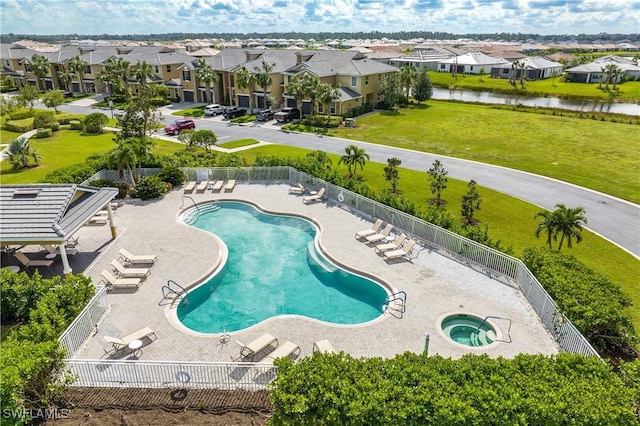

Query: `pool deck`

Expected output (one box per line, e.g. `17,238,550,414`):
58,183,559,362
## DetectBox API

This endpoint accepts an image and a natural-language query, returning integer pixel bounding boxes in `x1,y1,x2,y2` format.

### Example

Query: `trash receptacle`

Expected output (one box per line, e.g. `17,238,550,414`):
345,118,355,127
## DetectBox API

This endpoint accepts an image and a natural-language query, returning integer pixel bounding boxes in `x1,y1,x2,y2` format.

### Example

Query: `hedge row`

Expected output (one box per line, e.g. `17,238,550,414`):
270,352,639,425
4,117,34,132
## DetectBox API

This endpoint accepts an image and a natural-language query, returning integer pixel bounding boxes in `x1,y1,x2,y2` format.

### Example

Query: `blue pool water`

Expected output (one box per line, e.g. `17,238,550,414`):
177,201,388,333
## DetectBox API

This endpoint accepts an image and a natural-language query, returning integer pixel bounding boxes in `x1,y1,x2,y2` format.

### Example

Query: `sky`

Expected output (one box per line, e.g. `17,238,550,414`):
0,0,639,37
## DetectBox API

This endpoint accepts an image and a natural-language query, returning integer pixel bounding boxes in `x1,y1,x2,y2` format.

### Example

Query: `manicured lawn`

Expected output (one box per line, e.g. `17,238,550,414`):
218,138,260,149
428,72,640,103
173,106,206,118
0,129,24,144
238,144,640,329
319,101,639,203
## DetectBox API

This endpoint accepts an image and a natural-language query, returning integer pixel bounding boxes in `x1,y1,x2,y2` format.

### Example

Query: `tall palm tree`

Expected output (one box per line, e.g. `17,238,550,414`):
67,55,88,93
534,210,558,249
399,65,417,98
554,204,587,250
284,75,306,115
57,68,73,92
195,58,219,103
30,54,51,91
132,60,155,89
253,60,275,109
108,139,138,188
339,144,370,177
235,66,256,111
301,73,320,115
316,82,340,124
96,69,113,96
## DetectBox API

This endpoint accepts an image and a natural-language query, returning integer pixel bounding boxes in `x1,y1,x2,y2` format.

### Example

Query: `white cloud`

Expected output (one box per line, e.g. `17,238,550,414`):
0,0,638,35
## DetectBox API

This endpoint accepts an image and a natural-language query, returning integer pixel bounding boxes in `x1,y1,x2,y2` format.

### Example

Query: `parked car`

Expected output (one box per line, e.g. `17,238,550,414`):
256,109,275,121
274,107,301,123
223,107,246,119
164,118,195,135
204,104,226,116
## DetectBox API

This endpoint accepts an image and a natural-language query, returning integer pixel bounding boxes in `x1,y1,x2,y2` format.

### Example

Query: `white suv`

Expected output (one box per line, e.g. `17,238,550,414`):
204,104,226,116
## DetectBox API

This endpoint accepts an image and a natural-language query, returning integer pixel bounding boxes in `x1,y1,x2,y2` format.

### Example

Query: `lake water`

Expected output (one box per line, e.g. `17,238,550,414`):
431,88,640,116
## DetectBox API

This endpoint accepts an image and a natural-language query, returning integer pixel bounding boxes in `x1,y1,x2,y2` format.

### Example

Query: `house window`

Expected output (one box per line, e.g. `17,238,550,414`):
351,76,357,86
378,73,382,81
182,70,191,81
330,102,336,114
440,64,446,69
84,65,91,74
365,76,369,86
25,63,32,72
155,65,159,74
166,65,171,73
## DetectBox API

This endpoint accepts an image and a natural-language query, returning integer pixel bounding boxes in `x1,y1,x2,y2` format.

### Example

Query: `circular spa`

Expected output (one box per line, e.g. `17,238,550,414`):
440,313,498,347
176,201,389,334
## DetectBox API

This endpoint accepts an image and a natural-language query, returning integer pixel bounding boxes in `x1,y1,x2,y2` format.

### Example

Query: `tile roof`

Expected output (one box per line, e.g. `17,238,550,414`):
0,184,117,244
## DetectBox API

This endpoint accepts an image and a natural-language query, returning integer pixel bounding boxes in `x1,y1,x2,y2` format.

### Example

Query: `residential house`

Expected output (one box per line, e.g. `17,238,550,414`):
438,52,509,75
491,57,564,80
565,55,640,83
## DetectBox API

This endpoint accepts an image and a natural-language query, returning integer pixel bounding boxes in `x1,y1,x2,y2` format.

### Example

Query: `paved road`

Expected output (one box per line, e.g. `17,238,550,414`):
60,101,640,258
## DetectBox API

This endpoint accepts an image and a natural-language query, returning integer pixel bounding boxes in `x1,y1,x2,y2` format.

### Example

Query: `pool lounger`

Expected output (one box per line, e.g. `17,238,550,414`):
355,219,383,240
263,341,301,365
364,223,394,244
211,180,224,192
111,259,151,279
196,181,208,193
100,270,143,290
103,326,157,352
118,248,158,265
183,181,196,193
313,339,336,354
302,187,326,204
224,179,236,192
382,240,417,262
233,333,279,361
374,233,407,254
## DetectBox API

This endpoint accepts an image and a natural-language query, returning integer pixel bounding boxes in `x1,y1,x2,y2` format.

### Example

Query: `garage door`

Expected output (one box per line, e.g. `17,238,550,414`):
238,95,249,108
183,90,194,102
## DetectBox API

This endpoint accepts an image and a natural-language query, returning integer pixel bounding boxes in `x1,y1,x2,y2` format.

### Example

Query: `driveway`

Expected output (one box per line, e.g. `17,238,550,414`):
57,99,640,258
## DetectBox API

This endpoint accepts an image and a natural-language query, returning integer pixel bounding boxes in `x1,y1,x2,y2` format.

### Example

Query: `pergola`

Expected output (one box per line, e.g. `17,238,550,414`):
0,184,118,275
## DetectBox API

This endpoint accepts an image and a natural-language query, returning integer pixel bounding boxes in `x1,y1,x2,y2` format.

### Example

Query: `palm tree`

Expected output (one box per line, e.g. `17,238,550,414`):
284,75,306,115
339,144,370,178
534,210,558,249
67,55,88,93
253,60,275,109
384,157,402,193
316,82,340,124
554,204,587,250
130,137,154,176
96,69,113,96
301,73,320,115
30,54,51,91
195,58,219,104
108,139,138,188
6,137,31,170
235,66,256,111
132,60,155,89
399,65,417,98
57,68,73,92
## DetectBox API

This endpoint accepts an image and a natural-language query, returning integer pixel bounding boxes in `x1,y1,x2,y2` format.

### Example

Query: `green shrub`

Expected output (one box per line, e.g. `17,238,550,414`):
522,247,637,357
4,118,34,133
69,120,82,130
41,162,98,184
33,111,55,129
34,128,52,138
270,352,638,425
88,178,118,188
82,112,109,134
55,113,84,125
49,121,60,131
301,115,343,128
135,175,167,200
8,109,34,120
157,166,186,186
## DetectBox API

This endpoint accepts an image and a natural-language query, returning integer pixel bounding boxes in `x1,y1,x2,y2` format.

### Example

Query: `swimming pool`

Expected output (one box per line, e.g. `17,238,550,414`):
177,201,389,334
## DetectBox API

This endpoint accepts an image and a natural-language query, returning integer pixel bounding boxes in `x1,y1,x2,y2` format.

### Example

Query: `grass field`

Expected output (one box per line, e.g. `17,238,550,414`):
310,101,639,203
428,72,640,103
219,138,260,149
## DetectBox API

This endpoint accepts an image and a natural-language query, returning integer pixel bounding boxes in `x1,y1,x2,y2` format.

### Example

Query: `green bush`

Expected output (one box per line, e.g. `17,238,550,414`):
157,166,186,186
88,178,119,188
301,115,343,128
82,112,109,134
33,128,52,138
54,113,84,125
49,121,60,131
522,247,637,357
41,162,98,184
135,175,167,200
270,352,638,425
4,118,34,133
8,109,34,120
33,111,56,129
69,120,82,130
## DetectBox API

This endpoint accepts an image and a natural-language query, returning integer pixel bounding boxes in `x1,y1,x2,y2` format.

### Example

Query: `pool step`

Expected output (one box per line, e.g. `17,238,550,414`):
306,242,337,273
183,204,220,224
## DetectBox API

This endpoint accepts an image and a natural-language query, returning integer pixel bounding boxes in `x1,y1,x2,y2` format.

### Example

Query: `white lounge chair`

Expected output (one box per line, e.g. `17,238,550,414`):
42,244,79,256
232,333,279,361
364,223,394,244
288,182,305,195
382,240,417,262
118,248,158,265
263,341,301,365
111,259,151,278
103,326,157,352
13,251,53,268
313,339,336,354
211,180,224,192
303,187,326,204
196,181,208,193
355,219,383,240
183,181,196,193
224,180,236,192
100,270,143,290
374,233,407,254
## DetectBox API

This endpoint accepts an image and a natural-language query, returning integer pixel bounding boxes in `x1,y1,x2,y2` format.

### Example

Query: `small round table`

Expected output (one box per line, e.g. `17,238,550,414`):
128,339,143,357
1,265,20,272
384,235,395,243
45,253,57,260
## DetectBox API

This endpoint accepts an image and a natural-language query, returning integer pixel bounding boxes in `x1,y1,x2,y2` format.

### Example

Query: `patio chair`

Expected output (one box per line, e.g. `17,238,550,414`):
100,270,143,290
103,326,157,352
313,339,336,354
118,248,158,265
196,181,208,193
263,341,301,365
364,223,394,244
13,251,53,268
183,181,196,194
355,219,383,240
42,244,78,256
374,233,407,254
302,187,326,204
224,180,236,192
232,333,279,361
382,240,418,262
211,180,224,192
110,259,151,278
288,182,305,195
